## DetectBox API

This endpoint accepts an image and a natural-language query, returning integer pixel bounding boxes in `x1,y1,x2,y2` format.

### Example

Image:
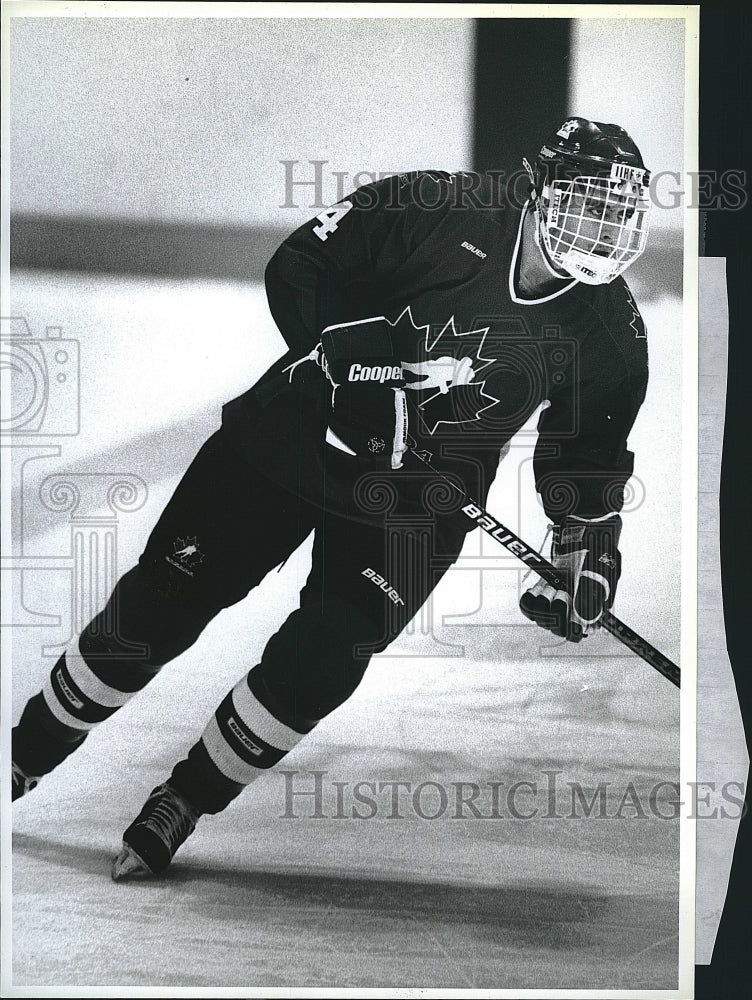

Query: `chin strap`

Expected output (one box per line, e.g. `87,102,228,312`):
521,161,563,280
529,205,574,282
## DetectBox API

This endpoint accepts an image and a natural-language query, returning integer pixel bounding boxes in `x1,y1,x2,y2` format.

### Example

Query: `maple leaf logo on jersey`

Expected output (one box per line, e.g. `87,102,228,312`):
624,286,645,339
387,306,498,434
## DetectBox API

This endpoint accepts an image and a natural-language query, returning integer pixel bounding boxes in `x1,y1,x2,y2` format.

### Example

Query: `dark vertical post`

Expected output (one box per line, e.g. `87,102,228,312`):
472,18,572,180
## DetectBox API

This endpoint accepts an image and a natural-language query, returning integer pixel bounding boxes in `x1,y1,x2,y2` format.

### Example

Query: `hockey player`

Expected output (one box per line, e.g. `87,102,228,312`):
12,118,653,879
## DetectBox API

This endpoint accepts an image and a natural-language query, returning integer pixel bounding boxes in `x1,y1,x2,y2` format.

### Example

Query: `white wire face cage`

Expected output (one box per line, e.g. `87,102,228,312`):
538,173,652,285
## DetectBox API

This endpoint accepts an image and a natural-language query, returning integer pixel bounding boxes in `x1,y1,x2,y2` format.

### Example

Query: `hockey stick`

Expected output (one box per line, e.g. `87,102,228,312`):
405,434,680,688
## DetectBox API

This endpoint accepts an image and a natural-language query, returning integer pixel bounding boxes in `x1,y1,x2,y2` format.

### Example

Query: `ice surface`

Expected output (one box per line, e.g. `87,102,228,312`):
7,271,682,990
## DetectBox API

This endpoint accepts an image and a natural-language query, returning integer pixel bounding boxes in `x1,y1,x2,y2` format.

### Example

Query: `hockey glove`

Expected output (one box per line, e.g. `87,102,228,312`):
519,514,622,642
318,317,408,470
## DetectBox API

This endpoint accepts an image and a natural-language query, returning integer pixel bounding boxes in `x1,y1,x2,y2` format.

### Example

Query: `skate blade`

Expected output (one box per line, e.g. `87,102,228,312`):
111,843,154,881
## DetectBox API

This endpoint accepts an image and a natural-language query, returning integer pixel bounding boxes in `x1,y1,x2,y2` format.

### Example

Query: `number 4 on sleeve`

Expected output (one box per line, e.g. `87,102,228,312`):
312,200,354,241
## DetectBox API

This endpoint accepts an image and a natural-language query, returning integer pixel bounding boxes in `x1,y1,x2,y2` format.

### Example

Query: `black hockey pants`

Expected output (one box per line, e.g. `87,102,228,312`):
14,431,471,814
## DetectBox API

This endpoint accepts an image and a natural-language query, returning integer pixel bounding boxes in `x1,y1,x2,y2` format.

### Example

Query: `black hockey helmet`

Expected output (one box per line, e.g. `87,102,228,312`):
524,117,652,285
534,117,651,189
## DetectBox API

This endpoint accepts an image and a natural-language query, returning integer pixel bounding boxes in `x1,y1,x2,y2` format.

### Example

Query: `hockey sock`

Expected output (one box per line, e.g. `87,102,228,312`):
12,631,158,777
168,601,380,815
12,688,89,778
13,564,216,782
169,670,314,814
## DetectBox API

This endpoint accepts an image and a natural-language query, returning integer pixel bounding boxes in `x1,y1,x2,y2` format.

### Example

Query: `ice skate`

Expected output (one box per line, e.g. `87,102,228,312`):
111,782,201,880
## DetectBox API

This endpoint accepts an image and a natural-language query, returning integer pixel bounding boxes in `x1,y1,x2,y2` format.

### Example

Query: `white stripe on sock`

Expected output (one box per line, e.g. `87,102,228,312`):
65,636,133,708
230,679,304,752
200,715,266,785
42,675,96,731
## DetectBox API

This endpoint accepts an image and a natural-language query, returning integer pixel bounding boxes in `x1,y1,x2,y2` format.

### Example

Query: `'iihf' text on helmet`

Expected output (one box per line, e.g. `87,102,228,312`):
524,117,652,285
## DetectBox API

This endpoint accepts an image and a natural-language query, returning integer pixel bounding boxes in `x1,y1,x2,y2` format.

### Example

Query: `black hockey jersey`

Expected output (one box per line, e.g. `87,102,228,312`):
221,171,649,528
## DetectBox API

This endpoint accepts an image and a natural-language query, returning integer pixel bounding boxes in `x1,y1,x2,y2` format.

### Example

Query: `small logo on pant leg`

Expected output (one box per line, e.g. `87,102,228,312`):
460,240,487,259
166,536,204,576
362,567,405,606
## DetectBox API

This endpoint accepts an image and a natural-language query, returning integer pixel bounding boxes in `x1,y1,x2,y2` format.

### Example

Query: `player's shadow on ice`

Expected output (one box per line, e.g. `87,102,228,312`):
160,860,679,972
13,830,678,961
12,832,119,880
